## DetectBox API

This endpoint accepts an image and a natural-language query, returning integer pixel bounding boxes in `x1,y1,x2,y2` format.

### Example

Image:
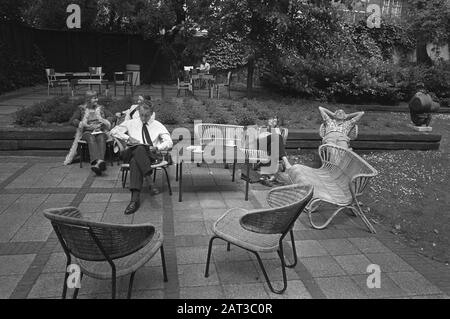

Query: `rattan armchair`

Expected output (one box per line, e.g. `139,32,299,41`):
205,184,313,294
43,207,168,299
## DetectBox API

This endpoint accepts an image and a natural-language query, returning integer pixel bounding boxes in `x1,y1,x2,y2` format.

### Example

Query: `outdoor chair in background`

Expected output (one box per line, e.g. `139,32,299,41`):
45,68,70,96
214,71,232,99
177,77,192,97
88,67,103,80
205,184,314,294
113,71,134,96
43,207,168,299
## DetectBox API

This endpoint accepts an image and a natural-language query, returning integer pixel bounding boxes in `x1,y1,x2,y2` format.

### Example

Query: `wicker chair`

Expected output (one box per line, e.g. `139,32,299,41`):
205,184,314,294
43,207,168,299
120,160,172,195
287,144,378,233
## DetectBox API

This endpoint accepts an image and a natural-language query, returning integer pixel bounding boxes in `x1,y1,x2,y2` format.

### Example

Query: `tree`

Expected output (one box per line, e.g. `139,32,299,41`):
404,0,450,65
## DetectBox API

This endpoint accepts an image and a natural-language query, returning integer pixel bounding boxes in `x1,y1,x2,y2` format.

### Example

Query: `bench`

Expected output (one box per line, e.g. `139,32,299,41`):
287,144,378,233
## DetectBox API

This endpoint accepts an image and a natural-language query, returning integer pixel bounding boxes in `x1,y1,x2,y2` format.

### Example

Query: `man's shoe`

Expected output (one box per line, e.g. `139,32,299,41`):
124,201,140,215
91,164,102,176
98,160,107,171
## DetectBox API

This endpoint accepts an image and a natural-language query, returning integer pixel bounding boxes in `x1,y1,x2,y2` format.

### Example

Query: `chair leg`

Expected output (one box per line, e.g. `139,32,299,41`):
253,249,287,295
245,161,250,201
78,144,83,168
62,267,70,299
284,230,298,268
153,168,157,183
111,273,116,299
162,167,172,196
227,242,231,252
122,169,128,189
175,164,179,182
160,246,168,282
205,236,219,277
72,272,83,299
232,160,236,182
353,199,377,234
127,272,136,299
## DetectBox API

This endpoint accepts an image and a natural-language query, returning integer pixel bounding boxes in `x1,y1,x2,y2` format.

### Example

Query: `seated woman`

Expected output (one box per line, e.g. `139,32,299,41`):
199,56,211,74
318,106,364,149
64,91,114,176
248,116,292,186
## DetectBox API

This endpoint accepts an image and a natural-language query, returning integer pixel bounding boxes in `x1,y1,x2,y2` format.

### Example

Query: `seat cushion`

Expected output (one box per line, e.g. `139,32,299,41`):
76,230,163,279
213,208,282,253
287,164,352,205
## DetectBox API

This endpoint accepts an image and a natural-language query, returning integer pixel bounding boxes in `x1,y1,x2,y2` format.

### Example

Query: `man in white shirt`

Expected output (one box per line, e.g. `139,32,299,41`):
111,103,173,215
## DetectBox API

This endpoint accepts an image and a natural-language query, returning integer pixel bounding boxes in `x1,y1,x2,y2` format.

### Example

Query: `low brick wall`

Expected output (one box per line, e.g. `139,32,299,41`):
0,126,441,153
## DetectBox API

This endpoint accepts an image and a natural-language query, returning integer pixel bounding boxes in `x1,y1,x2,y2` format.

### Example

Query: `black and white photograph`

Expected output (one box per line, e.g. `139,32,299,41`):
0,0,449,303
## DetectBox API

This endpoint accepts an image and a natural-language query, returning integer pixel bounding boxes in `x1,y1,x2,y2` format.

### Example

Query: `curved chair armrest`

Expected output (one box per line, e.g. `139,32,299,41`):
43,207,82,219
350,172,377,197
319,123,325,139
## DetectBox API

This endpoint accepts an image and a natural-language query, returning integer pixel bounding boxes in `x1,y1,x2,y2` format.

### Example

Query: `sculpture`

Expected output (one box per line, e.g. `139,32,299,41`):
408,89,440,130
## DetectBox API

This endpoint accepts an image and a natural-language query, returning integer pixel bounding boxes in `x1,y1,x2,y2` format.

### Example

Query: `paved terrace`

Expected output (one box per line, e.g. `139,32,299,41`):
0,156,449,299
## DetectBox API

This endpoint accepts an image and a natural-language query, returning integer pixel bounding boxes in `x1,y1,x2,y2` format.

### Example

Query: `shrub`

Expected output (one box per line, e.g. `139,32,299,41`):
233,108,257,126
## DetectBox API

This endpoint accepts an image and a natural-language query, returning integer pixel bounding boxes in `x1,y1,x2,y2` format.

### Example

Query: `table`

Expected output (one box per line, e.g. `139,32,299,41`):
175,144,240,202
190,74,215,98
70,79,110,96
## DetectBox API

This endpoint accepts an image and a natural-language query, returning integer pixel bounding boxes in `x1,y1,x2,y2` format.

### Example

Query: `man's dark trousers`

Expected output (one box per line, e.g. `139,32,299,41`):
122,145,153,191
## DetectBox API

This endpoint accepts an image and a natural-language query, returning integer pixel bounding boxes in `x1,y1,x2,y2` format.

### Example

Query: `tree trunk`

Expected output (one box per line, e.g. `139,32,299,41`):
416,40,432,66
246,56,255,97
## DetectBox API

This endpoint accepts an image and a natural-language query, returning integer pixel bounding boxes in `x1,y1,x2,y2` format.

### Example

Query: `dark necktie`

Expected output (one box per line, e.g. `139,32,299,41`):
142,122,153,146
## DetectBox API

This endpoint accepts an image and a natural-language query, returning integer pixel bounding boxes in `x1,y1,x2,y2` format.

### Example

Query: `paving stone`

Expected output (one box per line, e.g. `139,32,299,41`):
268,280,312,299
0,275,23,299
366,253,415,273
178,263,219,287
212,246,252,262
215,261,261,285
76,202,108,214
254,259,300,281
175,222,207,236
316,276,368,299
0,255,35,276
351,274,407,298
82,193,111,203
295,240,329,257
348,237,390,254
176,246,209,265
334,255,373,275
131,289,165,299
180,285,225,299
28,272,68,298
387,272,442,296
301,256,347,278
174,210,204,223
109,193,132,202
318,239,361,256
42,253,66,274
0,194,21,213
202,208,227,222
130,266,167,291
223,198,255,210
11,226,53,242
223,283,269,299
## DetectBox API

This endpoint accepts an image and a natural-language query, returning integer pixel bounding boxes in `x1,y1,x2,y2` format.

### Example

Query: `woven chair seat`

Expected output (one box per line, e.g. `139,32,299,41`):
76,230,163,279
288,164,352,205
213,208,282,253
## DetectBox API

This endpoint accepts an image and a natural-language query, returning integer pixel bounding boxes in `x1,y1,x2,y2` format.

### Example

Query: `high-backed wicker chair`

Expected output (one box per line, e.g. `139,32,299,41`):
287,144,378,233
43,207,168,299
114,71,133,96
205,184,314,294
214,71,232,99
